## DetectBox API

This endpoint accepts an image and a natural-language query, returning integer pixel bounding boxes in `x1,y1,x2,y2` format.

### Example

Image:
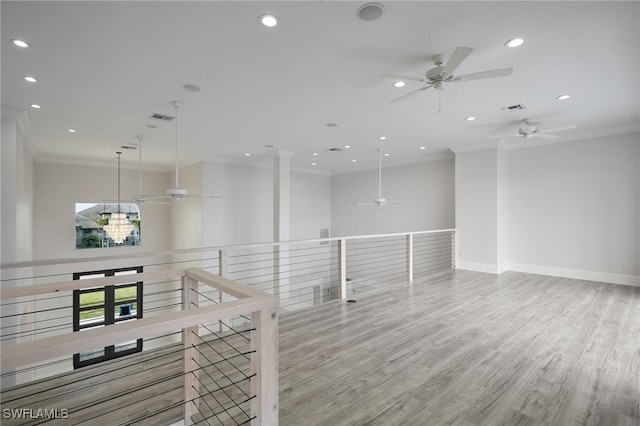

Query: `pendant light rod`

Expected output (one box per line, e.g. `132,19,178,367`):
377,148,383,199
172,100,182,189
136,135,143,196
116,151,122,212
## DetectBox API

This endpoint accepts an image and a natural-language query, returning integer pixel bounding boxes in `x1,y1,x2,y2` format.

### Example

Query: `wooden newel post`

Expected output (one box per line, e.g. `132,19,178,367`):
251,305,279,426
182,275,200,425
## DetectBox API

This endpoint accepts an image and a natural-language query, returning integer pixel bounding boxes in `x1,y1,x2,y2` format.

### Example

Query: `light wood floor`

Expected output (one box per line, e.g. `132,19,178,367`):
279,270,640,426
2,270,639,425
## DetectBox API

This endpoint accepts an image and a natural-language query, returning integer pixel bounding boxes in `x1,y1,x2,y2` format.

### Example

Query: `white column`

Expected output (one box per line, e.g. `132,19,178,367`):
273,151,293,301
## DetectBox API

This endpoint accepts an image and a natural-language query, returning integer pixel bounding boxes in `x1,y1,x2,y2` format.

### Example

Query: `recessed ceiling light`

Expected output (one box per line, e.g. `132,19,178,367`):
259,14,279,27
68,129,77,133
30,104,41,109
357,3,385,21
384,153,390,157
556,94,571,100
144,124,157,129
11,39,30,48
182,84,201,92
465,116,476,121
379,136,387,140
312,152,318,156
244,153,251,156
23,76,37,83
393,81,405,88
352,159,357,163
505,38,524,48
419,146,426,150
311,162,317,166
344,145,351,149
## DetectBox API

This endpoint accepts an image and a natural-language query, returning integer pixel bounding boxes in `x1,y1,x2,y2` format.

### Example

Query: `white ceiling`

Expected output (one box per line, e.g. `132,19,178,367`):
2,1,639,174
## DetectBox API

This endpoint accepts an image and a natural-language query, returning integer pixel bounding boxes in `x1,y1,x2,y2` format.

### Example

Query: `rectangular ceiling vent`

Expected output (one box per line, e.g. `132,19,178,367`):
149,113,175,121
501,104,526,112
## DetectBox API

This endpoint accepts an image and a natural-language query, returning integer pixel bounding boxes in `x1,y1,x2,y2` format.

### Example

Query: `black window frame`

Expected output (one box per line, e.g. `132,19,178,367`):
72,266,143,369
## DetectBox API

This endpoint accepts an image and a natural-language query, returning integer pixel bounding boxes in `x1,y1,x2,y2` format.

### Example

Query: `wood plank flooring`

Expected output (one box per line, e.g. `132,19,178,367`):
278,270,640,426
2,270,639,425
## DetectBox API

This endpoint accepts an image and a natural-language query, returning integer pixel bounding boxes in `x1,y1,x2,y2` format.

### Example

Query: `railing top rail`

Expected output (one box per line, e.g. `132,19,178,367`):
0,269,186,300
1,292,278,371
1,228,455,271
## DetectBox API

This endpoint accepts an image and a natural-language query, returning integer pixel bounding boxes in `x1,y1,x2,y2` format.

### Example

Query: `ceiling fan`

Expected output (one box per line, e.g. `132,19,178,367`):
139,101,221,201
130,135,169,205
488,119,577,142
385,46,513,105
356,148,407,207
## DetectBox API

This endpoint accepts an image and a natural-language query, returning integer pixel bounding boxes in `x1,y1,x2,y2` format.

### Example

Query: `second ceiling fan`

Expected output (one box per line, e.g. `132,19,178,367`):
140,101,221,201
386,46,513,105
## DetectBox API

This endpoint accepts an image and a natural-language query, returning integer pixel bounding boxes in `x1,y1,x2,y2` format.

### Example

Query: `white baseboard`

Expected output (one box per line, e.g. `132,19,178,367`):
506,263,640,287
456,261,640,287
455,261,501,274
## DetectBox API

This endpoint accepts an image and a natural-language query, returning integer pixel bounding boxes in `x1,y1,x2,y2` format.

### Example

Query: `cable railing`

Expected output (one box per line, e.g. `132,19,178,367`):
0,228,454,424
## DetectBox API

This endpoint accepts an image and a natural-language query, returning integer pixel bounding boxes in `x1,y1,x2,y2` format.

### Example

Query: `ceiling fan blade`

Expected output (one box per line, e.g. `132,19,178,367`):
454,67,513,82
485,133,521,140
541,124,577,133
533,133,560,140
183,194,223,199
386,201,408,205
355,202,377,206
390,85,431,103
136,194,172,200
382,73,426,83
441,46,473,75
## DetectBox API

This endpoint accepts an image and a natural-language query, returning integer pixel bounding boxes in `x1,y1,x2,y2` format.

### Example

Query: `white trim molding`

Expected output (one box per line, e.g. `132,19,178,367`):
507,263,640,287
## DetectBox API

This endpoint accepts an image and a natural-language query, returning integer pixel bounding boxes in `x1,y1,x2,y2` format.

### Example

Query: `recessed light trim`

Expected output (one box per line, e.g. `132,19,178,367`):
556,94,571,100
11,39,30,48
384,153,390,157
393,81,405,88
312,152,318,156
419,146,426,150
505,38,524,48
23,76,37,83
357,3,385,22
351,159,357,163
465,116,476,121
344,145,351,149
379,136,387,140
182,84,201,92
311,162,317,166
259,14,279,27
244,153,251,157
68,129,77,133
30,104,41,109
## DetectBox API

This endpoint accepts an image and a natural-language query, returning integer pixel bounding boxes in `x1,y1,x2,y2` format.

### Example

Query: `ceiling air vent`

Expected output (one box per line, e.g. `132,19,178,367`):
326,147,343,152
149,113,175,121
501,104,526,112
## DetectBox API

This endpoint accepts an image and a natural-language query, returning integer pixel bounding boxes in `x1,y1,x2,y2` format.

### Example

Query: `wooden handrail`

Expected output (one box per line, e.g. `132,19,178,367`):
1,229,456,270
0,269,186,300
1,292,278,371
186,268,268,299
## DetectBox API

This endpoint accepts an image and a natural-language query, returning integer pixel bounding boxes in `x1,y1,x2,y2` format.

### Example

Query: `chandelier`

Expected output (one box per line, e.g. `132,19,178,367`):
104,152,134,244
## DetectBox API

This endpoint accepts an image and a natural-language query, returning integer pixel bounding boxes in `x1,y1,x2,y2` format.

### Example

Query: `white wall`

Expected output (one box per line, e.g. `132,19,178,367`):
291,171,331,241
507,132,639,284
202,161,331,247
171,162,203,249
455,148,500,272
331,158,455,237
34,162,171,259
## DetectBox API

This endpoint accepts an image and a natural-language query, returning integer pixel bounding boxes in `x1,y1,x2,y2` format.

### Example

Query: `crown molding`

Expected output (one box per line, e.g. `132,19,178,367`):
35,155,169,172
331,151,454,176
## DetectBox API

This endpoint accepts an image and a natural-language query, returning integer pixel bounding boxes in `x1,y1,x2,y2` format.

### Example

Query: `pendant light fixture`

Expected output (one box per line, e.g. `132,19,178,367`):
104,151,134,244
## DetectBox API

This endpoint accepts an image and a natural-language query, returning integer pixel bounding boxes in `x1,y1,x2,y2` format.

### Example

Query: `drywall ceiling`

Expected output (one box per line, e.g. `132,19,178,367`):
2,1,638,173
